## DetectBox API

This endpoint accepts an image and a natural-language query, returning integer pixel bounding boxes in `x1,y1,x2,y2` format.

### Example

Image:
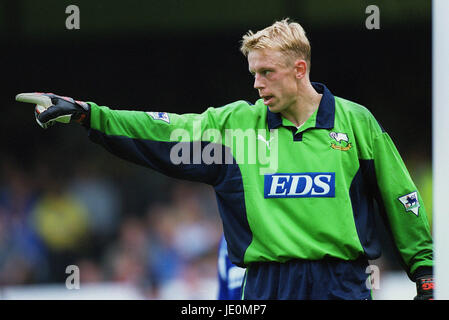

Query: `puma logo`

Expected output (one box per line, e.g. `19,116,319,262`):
258,134,274,149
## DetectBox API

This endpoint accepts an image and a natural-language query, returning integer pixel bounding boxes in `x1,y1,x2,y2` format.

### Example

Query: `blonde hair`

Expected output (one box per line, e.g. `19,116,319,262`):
240,18,311,67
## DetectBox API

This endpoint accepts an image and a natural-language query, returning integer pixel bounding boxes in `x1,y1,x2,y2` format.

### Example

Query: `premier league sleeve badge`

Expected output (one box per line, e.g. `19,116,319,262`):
398,191,420,216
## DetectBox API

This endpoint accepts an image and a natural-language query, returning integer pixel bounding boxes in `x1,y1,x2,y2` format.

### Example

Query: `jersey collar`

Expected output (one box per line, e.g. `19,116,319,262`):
267,82,335,130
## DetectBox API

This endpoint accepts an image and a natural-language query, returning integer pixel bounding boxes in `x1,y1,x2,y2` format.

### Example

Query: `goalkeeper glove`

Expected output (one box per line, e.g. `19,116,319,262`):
414,275,434,300
15,92,90,129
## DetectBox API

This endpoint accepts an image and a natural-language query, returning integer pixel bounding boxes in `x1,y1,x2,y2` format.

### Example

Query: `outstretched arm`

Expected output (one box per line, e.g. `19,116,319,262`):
15,92,230,186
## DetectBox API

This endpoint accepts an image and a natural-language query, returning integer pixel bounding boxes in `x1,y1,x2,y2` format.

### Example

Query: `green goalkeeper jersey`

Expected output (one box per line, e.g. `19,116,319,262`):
86,82,433,279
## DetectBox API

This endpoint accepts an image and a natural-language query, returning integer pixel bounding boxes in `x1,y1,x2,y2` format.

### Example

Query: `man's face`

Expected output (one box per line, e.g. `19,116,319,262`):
248,49,299,113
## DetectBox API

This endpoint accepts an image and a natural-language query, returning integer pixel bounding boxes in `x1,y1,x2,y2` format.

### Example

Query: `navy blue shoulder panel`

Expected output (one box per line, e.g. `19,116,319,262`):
214,163,252,267
89,128,230,184
349,159,382,259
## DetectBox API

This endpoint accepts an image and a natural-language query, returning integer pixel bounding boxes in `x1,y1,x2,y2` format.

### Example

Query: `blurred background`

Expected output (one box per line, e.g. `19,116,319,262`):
1,0,431,299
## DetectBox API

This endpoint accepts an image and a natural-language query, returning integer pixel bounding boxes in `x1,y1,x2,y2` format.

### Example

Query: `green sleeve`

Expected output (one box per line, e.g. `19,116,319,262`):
88,102,219,142
372,130,433,277
86,102,232,185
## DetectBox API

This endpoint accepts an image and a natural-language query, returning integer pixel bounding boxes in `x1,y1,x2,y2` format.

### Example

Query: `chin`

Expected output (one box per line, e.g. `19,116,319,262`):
268,105,282,113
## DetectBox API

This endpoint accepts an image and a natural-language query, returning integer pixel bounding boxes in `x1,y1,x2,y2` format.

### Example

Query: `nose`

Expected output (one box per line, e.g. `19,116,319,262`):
253,73,265,90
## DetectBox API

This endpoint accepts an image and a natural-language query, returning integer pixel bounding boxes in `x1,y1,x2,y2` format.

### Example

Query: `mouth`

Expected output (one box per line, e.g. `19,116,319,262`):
261,95,274,105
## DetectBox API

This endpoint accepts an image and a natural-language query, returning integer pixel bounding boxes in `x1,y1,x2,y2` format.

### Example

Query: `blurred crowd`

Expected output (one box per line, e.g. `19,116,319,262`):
0,155,222,299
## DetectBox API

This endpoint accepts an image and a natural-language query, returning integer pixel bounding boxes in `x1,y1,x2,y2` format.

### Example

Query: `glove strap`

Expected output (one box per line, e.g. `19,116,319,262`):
415,276,434,300
72,100,90,125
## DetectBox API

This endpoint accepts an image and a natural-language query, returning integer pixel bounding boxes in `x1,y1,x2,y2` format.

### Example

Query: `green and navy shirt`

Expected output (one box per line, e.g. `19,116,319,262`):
86,83,433,279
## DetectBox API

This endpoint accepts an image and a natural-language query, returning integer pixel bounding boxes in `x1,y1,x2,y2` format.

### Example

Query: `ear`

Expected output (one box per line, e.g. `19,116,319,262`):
294,59,308,79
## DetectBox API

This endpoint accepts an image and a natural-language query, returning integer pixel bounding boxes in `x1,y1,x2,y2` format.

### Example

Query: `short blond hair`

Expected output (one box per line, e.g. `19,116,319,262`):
240,18,311,67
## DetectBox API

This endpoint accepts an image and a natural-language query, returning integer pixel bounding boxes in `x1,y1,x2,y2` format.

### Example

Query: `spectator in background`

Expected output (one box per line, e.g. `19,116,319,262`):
170,183,221,262
76,258,104,284
217,235,245,300
30,171,90,282
145,203,183,292
143,182,221,299
101,215,152,297
68,159,121,240
0,158,48,284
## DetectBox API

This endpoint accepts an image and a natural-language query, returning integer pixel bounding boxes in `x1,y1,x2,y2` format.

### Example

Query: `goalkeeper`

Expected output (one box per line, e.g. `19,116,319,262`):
16,19,433,300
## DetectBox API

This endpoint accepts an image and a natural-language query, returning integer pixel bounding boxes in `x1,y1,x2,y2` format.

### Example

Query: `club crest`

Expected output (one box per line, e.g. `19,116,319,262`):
398,191,420,216
329,132,352,151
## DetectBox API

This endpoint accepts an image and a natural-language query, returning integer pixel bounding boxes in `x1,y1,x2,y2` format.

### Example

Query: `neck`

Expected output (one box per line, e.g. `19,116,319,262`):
281,81,322,127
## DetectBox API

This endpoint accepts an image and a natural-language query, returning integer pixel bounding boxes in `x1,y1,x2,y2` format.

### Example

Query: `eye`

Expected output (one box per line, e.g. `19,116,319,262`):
249,70,272,78
262,70,272,76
